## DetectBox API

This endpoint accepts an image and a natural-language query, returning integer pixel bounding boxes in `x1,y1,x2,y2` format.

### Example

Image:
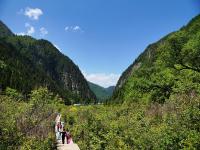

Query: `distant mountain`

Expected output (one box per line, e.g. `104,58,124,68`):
88,82,115,101
0,20,96,104
105,86,115,95
112,15,200,103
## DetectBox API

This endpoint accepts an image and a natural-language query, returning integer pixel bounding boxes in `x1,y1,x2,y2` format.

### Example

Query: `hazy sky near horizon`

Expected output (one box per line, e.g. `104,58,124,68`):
0,0,199,87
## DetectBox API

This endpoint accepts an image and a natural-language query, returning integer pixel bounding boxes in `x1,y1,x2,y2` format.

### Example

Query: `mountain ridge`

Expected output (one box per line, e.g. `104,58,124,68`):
0,20,96,104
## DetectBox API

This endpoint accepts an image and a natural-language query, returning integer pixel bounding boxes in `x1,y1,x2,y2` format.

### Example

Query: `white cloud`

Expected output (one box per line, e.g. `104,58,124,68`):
73,26,81,31
65,26,69,31
83,72,120,88
24,7,43,20
64,25,83,32
25,23,35,35
40,27,48,36
16,23,35,36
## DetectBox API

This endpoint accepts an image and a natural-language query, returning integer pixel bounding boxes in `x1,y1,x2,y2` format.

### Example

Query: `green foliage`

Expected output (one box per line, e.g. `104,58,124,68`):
59,93,200,150
0,60,7,69
29,87,53,107
5,87,23,101
2,88,198,150
0,87,58,149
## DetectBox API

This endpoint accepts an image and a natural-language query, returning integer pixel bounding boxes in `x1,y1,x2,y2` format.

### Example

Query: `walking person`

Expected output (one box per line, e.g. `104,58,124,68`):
55,114,61,133
61,129,66,144
67,133,73,144
66,129,73,144
57,122,62,132
55,114,61,140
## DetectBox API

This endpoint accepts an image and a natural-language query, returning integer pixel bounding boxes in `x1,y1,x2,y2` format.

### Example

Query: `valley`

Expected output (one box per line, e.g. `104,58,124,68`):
0,11,200,150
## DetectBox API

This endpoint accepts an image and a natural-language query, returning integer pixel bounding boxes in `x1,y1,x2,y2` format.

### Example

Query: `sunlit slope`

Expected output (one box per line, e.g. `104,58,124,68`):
112,15,200,103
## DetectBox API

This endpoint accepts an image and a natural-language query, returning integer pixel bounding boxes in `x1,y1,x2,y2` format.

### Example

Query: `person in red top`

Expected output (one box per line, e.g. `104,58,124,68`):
57,122,62,132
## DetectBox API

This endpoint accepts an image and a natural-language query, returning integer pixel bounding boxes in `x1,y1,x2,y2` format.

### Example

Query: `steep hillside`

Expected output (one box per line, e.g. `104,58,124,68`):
0,21,96,104
112,15,200,103
0,21,13,37
88,82,114,101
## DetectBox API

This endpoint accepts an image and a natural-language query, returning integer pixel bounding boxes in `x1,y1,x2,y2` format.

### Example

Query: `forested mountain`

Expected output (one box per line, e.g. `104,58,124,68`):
112,15,200,103
105,86,115,95
0,21,96,104
88,81,114,101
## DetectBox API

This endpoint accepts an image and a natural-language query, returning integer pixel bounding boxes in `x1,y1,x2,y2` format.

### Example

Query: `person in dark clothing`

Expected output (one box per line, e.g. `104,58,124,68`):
61,129,66,144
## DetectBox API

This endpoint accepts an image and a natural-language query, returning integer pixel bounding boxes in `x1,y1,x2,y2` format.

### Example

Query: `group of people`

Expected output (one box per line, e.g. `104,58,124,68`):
56,119,73,144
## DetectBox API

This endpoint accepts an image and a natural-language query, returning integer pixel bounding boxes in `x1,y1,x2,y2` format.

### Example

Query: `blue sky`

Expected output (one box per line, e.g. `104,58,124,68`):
0,0,199,87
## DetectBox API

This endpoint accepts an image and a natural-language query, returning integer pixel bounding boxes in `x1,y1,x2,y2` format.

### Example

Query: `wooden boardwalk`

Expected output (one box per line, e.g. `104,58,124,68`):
55,114,80,150
56,140,80,150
